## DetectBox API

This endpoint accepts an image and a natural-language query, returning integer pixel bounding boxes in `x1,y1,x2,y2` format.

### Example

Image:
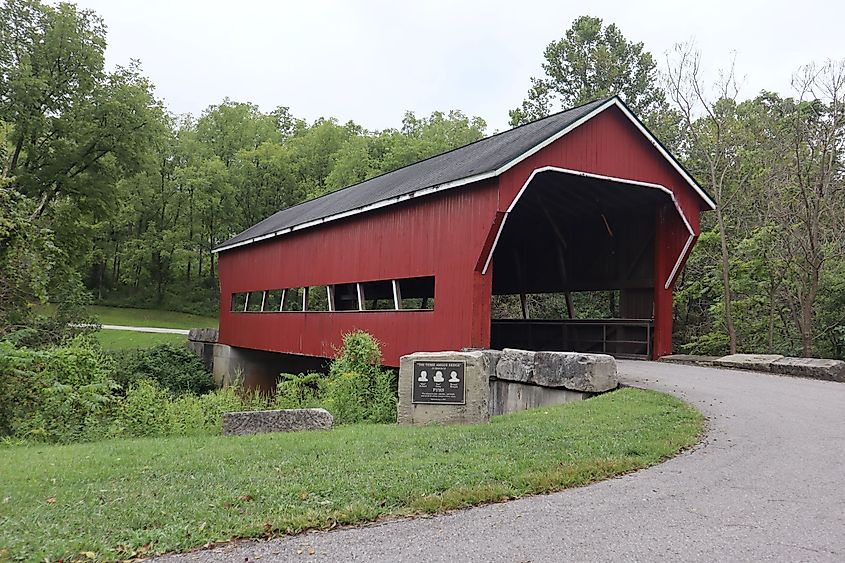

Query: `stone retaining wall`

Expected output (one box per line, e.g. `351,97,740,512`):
661,353,845,383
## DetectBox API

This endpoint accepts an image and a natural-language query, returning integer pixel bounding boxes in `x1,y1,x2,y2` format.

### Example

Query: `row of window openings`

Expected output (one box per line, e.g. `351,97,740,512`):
231,277,435,313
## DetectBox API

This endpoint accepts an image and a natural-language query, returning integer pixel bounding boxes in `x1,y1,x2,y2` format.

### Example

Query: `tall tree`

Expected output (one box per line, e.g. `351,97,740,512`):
509,15,665,126
665,44,746,354
0,1,165,222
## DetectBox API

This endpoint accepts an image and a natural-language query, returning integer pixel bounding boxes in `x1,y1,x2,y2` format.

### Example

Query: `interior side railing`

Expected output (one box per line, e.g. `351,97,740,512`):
490,318,653,360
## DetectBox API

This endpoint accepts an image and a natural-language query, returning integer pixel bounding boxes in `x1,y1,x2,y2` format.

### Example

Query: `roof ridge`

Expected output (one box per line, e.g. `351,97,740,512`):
220,97,615,233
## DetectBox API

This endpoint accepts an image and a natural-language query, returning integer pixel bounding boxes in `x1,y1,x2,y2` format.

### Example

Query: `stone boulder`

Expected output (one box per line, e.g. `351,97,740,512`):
223,408,333,436
771,357,845,382
188,328,219,343
496,349,618,393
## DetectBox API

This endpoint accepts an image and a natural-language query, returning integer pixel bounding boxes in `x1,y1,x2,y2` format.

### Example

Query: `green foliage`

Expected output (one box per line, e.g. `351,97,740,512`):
0,187,58,339
510,15,665,125
274,372,325,409
325,331,397,424
109,343,214,395
0,340,46,435
111,379,172,437
0,337,118,442
0,337,273,443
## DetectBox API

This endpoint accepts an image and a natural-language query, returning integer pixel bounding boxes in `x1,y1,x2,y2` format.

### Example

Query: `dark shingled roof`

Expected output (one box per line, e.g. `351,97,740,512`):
216,97,614,252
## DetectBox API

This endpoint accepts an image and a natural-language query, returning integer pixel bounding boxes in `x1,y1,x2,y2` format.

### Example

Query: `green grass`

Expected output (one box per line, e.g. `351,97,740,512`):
93,330,187,351
38,304,218,330
88,305,217,329
0,388,703,561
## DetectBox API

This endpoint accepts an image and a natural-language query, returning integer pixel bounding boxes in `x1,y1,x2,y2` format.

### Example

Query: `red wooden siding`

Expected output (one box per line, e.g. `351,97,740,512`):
218,180,498,366
218,104,706,365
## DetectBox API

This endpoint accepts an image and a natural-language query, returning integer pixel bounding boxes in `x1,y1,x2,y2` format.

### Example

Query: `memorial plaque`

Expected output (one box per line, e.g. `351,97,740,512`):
412,361,466,404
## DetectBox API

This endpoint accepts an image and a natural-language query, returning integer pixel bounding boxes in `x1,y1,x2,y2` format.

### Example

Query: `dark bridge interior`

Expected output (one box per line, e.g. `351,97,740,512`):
490,170,669,358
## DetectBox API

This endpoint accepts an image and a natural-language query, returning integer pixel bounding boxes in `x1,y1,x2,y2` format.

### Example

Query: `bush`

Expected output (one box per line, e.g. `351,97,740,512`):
325,331,397,424
0,337,258,443
110,344,214,395
274,372,325,409
113,382,251,438
0,337,119,442
112,379,172,438
0,341,47,436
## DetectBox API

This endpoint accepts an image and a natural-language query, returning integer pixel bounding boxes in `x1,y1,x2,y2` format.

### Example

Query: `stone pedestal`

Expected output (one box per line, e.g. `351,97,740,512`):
398,350,499,425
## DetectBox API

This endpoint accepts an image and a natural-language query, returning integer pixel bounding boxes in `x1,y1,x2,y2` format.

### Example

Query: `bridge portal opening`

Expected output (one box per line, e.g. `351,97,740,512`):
489,170,674,359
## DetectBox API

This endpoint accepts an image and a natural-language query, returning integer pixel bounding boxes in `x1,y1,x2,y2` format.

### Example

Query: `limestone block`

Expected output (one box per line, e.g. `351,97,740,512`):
713,354,784,372
535,351,618,392
188,328,219,343
658,354,719,366
494,348,536,383
398,350,499,425
771,357,845,382
223,408,332,436
496,349,618,393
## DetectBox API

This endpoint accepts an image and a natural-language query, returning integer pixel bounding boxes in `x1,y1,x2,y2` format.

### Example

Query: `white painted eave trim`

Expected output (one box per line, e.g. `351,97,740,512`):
213,97,712,254
612,100,716,210
480,166,696,290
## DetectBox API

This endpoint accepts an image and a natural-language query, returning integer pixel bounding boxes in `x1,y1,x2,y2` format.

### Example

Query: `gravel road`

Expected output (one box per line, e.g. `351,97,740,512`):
154,360,845,562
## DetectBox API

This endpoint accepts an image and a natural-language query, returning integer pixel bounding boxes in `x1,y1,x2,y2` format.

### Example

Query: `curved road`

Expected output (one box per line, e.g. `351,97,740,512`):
159,361,845,562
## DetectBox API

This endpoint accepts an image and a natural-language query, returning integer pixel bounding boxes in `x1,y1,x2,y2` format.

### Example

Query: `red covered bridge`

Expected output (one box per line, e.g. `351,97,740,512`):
214,97,714,368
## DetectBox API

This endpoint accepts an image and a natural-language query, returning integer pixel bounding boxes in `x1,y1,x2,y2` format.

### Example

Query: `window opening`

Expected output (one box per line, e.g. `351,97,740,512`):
231,292,247,312
264,289,284,312
360,280,395,310
331,283,359,311
396,276,435,310
306,286,330,312
282,288,304,312
245,291,264,312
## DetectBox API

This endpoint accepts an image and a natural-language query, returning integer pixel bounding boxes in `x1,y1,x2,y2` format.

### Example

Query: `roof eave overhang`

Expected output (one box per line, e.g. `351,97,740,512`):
213,98,714,254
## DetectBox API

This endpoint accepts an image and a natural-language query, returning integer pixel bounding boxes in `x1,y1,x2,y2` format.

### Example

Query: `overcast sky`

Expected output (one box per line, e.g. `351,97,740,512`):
71,0,843,133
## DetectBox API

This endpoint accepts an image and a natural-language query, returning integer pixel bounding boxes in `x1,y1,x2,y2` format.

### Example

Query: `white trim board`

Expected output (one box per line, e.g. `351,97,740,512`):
214,97,713,254
480,166,696,291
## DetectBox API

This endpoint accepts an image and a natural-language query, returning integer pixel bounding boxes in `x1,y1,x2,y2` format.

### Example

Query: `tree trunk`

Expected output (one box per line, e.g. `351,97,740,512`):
9,137,24,174
716,205,737,354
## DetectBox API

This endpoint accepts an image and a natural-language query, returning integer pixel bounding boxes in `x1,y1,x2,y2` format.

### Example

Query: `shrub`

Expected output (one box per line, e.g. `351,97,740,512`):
0,341,47,436
274,372,326,409
325,331,397,424
110,344,213,395
112,380,173,438
0,337,119,442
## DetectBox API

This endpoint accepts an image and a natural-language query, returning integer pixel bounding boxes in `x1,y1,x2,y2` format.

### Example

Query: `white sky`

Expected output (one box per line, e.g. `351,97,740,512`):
71,0,844,133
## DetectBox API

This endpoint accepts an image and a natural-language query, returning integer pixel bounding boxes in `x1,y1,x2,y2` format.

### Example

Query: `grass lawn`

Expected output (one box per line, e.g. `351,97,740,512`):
38,304,218,330
88,305,217,330
94,330,187,351
0,388,703,561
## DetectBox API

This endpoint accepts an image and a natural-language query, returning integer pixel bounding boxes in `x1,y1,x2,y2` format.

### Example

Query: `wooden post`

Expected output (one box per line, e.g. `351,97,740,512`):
653,204,674,358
